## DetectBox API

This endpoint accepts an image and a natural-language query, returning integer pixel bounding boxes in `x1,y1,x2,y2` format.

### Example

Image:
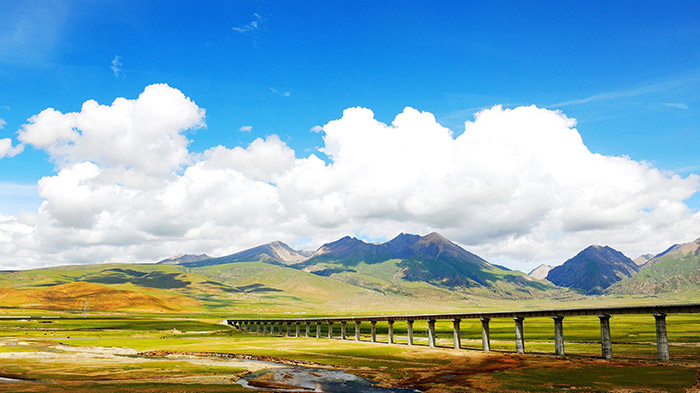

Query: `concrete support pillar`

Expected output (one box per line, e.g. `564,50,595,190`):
407,320,414,345
599,314,613,360
316,322,321,338
305,323,310,337
370,321,377,342
341,321,347,340
514,317,525,354
263,322,267,334
295,321,301,337
328,321,334,339
256,322,261,333
279,322,284,335
286,322,292,336
553,316,565,356
481,318,491,352
269,322,274,335
654,313,670,362
452,319,461,350
355,321,361,341
428,319,436,348
387,320,394,344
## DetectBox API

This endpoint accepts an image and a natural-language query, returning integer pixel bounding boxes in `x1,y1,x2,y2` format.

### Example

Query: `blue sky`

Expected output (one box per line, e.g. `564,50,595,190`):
1,1,699,271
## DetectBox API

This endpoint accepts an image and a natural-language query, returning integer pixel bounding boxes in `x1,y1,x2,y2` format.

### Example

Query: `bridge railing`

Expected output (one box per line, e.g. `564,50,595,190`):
227,303,700,362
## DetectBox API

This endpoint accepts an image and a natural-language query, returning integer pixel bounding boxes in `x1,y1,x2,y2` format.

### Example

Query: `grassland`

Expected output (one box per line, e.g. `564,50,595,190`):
0,313,697,392
0,259,699,391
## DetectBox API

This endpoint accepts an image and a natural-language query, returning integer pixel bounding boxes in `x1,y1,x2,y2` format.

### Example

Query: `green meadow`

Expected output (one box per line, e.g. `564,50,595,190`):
0,312,698,392
0,261,698,391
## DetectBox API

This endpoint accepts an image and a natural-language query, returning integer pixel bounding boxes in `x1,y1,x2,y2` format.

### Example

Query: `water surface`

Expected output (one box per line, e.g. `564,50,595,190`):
237,366,420,393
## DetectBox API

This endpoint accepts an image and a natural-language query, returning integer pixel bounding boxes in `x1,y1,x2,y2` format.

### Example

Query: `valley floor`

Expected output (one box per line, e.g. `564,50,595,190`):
0,315,698,392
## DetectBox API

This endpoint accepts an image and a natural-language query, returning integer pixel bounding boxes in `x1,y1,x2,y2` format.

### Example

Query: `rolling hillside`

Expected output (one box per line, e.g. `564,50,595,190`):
0,282,198,312
608,237,700,295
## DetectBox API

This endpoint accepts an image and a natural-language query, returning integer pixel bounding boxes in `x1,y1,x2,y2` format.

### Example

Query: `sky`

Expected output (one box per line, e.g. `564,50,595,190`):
1,0,699,273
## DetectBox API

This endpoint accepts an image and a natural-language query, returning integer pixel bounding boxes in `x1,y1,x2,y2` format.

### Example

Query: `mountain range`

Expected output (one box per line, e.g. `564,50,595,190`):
164,232,555,298
0,233,698,314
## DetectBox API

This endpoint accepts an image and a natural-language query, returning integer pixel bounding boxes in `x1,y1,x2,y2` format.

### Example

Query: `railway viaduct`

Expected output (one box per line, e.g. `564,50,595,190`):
227,303,700,362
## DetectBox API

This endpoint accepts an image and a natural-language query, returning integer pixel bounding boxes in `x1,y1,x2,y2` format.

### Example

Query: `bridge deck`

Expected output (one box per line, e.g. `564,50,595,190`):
227,303,700,323
227,303,700,362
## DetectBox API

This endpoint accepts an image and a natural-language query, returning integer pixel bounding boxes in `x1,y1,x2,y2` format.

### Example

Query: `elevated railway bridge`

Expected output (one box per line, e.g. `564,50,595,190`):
227,303,700,362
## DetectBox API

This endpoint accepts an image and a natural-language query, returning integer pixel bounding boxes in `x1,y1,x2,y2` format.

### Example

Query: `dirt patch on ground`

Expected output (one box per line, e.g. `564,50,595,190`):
140,349,330,368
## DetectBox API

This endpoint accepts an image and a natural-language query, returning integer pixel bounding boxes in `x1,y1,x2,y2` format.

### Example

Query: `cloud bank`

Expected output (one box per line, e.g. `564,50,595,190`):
1,84,698,271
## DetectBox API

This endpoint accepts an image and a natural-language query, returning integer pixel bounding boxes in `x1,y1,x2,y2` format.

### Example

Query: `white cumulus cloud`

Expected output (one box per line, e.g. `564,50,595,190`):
0,138,23,159
18,83,205,175
0,85,698,272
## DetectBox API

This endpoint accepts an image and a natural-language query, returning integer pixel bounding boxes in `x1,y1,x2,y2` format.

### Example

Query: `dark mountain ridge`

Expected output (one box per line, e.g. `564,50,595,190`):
546,245,639,293
301,232,553,295
160,232,556,298
179,241,307,267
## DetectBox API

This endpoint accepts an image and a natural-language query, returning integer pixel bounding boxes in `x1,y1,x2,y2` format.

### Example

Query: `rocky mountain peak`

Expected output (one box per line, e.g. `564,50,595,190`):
546,245,639,293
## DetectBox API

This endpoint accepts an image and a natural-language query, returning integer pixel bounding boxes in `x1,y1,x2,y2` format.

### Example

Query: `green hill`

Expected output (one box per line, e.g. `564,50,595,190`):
607,237,700,295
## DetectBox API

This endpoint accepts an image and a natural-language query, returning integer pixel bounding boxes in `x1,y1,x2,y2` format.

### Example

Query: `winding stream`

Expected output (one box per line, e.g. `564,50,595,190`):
236,366,421,393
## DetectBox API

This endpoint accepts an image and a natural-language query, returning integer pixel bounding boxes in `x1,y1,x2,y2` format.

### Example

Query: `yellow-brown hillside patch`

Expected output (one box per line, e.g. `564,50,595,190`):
0,282,200,312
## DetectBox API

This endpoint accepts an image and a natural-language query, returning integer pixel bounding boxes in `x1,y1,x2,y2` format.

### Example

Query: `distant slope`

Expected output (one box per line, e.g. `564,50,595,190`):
0,282,196,312
195,261,375,304
0,263,246,312
305,236,394,265
608,237,700,295
546,245,639,293
182,241,307,267
633,254,654,267
158,253,211,265
528,264,553,280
